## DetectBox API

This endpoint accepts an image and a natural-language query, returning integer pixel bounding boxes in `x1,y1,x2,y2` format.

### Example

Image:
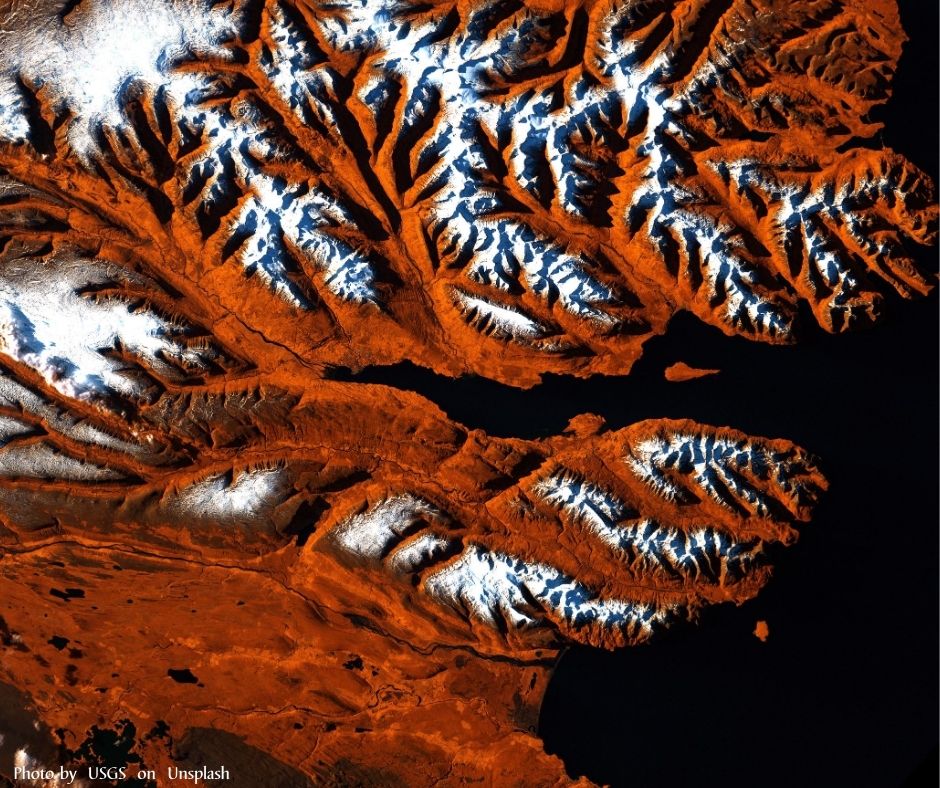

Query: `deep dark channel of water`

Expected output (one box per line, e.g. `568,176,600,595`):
337,1,939,784
341,291,938,788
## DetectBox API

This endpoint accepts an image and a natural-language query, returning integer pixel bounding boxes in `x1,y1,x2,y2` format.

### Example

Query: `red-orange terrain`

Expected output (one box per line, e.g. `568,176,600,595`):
0,0,933,784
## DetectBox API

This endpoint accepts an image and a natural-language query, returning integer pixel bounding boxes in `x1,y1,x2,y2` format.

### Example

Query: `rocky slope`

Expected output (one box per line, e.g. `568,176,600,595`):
0,0,931,784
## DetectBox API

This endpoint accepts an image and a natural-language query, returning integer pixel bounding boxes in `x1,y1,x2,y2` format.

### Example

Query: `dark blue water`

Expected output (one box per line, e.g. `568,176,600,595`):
543,3,940,782
339,2,939,783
